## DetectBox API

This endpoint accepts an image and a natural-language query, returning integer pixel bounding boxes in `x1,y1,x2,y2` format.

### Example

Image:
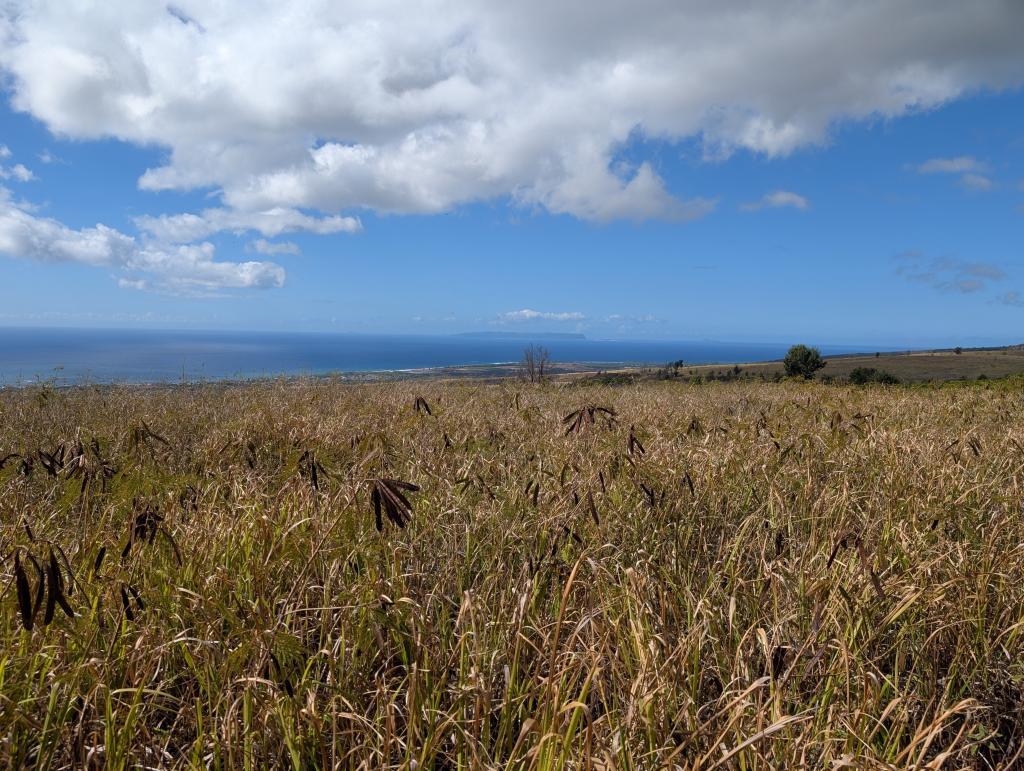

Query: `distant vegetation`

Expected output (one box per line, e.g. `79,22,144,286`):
2,376,1024,766
848,366,900,385
644,344,1024,385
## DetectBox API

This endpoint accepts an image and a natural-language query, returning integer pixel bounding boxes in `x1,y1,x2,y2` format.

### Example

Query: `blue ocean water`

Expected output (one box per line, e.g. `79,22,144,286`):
0,327,878,385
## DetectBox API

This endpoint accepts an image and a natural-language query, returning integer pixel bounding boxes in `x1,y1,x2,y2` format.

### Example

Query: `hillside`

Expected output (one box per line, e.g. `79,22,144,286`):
633,346,1024,384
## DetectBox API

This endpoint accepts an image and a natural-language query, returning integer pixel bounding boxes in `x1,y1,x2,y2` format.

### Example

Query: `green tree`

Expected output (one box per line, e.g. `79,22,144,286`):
783,344,826,379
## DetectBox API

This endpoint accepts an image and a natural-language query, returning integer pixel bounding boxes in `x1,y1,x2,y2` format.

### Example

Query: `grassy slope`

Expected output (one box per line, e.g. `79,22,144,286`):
1,377,1024,768
659,348,1024,383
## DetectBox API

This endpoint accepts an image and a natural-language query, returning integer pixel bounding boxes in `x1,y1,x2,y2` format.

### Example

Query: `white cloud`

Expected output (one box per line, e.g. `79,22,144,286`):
960,172,994,191
37,149,61,164
606,313,658,323
135,207,360,243
916,156,994,192
248,238,300,256
0,146,37,181
917,156,989,174
740,190,809,212
1,1,1021,224
500,309,586,322
0,163,35,182
524,157,716,223
0,188,285,291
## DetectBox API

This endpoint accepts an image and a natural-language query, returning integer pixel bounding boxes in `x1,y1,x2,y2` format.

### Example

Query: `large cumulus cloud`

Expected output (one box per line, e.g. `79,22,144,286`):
0,0,1022,288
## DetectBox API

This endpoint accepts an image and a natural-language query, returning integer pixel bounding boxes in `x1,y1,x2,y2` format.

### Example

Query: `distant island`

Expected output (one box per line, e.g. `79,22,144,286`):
455,331,586,340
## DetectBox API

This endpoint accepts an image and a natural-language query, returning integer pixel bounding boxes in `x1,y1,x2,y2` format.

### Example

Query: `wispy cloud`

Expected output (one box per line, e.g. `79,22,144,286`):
136,207,361,243
915,156,994,191
604,313,664,332
995,291,1024,307
37,150,63,165
916,156,988,174
895,250,1010,297
0,164,35,182
117,277,149,291
499,309,586,322
740,190,809,212
411,314,458,324
960,172,994,191
0,309,199,325
605,313,660,323
0,147,37,182
248,238,301,256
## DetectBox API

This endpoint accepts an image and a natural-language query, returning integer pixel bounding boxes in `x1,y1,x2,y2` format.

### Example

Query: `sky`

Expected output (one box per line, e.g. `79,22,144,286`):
0,1,1022,347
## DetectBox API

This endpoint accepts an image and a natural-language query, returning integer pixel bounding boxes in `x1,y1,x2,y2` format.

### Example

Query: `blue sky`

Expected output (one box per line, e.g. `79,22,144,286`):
1,1,1022,348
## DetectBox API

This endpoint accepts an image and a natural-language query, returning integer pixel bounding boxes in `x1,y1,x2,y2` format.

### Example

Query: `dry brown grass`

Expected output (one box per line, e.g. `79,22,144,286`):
2,377,1024,768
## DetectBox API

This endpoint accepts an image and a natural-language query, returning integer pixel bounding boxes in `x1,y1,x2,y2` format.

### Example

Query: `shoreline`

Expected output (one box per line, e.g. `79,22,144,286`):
0,359,656,390
3,342,1023,389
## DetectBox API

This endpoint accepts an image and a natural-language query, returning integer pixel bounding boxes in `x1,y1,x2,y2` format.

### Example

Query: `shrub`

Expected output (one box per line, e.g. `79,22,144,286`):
783,344,826,379
849,367,899,385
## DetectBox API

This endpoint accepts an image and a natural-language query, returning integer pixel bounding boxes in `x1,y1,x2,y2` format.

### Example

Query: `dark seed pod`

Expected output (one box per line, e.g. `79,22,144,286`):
14,553,34,632
120,586,135,621
127,585,145,611
375,479,418,529
771,646,789,680
371,486,383,532
159,528,184,566
43,565,57,626
51,545,76,597
48,550,74,619
28,554,45,620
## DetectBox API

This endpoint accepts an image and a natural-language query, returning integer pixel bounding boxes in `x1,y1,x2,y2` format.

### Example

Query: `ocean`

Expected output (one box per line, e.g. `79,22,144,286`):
0,327,876,385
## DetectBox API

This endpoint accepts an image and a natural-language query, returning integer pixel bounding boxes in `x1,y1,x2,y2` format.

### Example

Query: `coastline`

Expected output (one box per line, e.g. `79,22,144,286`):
0,359,654,389
4,341,1023,390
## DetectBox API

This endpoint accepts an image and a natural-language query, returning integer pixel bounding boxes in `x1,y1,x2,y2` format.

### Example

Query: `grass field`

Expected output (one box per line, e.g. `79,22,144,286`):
2,376,1024,768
